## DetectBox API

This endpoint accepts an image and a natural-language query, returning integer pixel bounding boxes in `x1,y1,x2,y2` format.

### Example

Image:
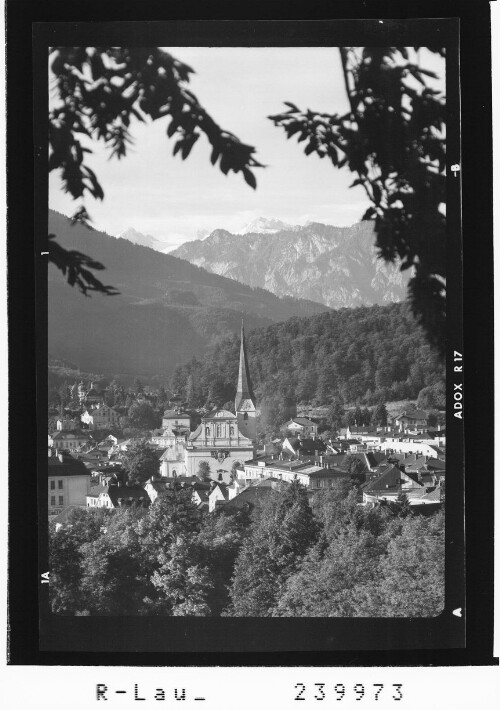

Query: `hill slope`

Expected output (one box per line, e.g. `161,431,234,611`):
172,220,409,308
171,302,445,409
47,211,330,376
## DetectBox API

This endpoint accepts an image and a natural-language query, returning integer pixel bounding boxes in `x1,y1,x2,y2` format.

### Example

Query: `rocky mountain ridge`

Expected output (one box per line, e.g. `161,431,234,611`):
172,220,410,309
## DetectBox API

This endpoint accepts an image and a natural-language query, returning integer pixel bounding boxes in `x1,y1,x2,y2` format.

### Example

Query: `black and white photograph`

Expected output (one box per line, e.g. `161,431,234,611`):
44,39,451,621
5,2,496,673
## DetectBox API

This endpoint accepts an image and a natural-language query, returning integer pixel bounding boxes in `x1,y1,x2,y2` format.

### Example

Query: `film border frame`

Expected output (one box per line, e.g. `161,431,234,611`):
6,0,494,665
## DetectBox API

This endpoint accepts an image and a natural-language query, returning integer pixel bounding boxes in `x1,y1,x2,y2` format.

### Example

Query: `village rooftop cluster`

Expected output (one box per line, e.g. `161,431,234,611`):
48,326,445,525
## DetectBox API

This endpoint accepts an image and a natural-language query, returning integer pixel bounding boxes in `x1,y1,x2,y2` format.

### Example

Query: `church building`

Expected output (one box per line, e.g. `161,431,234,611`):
184,324,257,483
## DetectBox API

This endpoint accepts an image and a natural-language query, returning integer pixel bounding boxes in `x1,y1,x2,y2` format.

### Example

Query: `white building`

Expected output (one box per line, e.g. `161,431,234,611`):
48,452,91,515
161,409,191,430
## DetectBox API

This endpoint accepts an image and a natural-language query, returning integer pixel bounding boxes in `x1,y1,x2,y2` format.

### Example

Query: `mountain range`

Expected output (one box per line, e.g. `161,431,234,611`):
48,211,329,377
172,219,410,309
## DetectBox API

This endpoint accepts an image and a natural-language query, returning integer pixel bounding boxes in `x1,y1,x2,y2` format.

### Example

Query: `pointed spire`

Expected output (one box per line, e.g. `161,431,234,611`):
235,321,255,411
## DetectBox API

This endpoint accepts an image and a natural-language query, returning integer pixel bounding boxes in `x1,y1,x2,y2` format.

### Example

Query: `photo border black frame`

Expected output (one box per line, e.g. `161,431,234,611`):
6,0,495,666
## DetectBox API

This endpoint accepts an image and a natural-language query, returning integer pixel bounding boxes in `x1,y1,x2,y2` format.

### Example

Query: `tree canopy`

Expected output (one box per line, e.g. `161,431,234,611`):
49,478,444,617
120,440,160,485
170,302,445,410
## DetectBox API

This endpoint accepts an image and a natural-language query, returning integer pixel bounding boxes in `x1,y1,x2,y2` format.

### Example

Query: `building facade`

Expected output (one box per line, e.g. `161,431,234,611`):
48,452,91,515
184,324,256,483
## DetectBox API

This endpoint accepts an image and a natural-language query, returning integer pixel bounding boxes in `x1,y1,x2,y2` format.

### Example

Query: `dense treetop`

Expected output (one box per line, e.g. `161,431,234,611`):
171,301,445,413
49,479,444,618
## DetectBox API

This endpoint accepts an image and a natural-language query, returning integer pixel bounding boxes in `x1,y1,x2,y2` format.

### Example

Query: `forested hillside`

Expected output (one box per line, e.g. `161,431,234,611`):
48,210,329,376
171,302,445,409
172,220,409,309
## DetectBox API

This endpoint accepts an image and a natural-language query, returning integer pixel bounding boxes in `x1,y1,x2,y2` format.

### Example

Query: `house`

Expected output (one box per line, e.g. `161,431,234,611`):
306,468,352,490
242,457,349,489
361,465,424,505
208,482,230,512
83,382,105,406
393,410,429,431
283,417,319,437
161,409,191,430
50,505,85,532
48,452,91,515
191,484,211,511
49,430,92,451
150,425,189,449
281,436,326,458
159,446,187,478
81,403,120,430
72,447,107,463
96,484,150,509
222,482,279,512
86,483,109,508
345,425,375,439
144,478,177,504
56,418,78,431
363,482,443,513
379,438,445,457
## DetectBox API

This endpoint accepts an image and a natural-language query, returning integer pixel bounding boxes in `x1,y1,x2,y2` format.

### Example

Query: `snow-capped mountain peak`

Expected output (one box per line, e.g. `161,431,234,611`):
237,217,297,235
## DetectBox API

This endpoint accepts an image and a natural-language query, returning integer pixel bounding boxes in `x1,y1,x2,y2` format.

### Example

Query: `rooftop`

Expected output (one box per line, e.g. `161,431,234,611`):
105,486,151,505
48,455,90,478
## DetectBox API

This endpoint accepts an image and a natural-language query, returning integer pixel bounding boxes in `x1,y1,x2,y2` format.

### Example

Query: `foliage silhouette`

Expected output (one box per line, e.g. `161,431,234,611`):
49,46,263,294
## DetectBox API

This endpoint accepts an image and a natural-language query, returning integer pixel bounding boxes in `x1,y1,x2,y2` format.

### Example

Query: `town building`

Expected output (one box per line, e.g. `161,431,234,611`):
96,484,150,509
81,403,120,430
393,409,429,431
281,436,326,458
283,417,319,437
56,418,78,431
241,457,350,489
159,441,187,477
49,430,92,451
184,324,256,483
161,409,191,430
48,452,91,515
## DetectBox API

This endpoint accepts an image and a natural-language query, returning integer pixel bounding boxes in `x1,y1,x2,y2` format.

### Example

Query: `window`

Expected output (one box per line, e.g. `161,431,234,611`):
50,496,55,506
218,473,223,481
205,426,210,436
58,480,63,489
59,496,64,506
216,424,222,438
50,480,55,490
244,413,248,420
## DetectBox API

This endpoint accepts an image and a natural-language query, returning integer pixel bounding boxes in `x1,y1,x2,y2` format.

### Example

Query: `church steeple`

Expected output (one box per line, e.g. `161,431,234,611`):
235,321,255,412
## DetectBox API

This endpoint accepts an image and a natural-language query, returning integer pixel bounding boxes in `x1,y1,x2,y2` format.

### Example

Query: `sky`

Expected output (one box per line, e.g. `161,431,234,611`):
49,47,445,251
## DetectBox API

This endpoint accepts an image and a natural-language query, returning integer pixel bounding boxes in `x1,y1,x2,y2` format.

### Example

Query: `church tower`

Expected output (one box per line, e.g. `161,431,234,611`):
235,322,256,443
